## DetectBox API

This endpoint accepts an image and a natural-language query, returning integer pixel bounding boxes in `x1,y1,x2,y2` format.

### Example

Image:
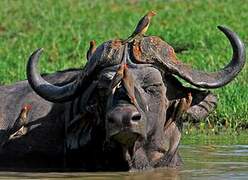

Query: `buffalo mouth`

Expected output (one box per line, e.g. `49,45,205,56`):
110,130,141,148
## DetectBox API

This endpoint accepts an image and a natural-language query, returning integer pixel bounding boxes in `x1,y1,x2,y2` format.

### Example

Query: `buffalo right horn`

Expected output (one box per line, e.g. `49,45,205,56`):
158,26,246,88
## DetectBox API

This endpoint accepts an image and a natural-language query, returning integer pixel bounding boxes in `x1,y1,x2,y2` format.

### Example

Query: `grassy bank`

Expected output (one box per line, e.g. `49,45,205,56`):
0,0,247,128
182,129,248,145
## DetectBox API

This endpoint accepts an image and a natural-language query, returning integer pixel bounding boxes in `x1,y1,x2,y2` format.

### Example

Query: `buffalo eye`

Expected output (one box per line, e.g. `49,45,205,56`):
144,86,156,94
143,83,162,96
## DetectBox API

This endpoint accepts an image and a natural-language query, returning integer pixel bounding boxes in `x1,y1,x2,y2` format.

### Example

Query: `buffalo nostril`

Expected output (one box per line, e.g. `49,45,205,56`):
131,112,141,122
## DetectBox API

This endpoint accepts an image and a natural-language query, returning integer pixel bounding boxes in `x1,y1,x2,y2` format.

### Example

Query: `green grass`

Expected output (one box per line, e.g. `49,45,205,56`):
182,129,248,145
0,0,247,128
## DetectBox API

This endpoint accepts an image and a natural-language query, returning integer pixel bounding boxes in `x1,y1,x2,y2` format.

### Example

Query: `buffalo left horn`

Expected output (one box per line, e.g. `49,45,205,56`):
27,48,96,103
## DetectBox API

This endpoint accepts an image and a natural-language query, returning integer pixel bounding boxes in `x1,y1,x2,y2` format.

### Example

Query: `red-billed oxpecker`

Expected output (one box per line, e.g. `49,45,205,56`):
10,104,32,138
122,11,156,44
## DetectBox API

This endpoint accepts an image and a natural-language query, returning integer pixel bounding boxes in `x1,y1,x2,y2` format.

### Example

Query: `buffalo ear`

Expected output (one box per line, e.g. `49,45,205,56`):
66,81,99,150
163,74,187,101
67,113,94,150
163,74,217,122
183,90,217,122
80,81,99,113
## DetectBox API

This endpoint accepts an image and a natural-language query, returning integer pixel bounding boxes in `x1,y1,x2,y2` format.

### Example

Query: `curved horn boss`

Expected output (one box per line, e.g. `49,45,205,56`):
140,26,245,88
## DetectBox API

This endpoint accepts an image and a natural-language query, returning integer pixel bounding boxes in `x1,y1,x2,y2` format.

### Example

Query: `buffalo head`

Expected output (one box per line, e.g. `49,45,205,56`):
26,16,245,170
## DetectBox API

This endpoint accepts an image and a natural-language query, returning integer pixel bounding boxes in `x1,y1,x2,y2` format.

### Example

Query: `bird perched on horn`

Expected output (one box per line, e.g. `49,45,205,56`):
86,40,96,61
122,11,156,44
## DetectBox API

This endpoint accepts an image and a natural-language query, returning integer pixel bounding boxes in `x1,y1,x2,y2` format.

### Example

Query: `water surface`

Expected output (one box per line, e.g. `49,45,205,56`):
0,143,247,179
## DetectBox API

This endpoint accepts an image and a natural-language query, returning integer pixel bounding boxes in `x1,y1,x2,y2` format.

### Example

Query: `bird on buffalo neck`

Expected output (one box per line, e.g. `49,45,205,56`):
122,11,156,44
86,40,96,61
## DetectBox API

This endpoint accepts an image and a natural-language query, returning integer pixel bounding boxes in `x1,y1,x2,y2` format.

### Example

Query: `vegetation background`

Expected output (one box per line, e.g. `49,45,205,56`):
0,0,247,131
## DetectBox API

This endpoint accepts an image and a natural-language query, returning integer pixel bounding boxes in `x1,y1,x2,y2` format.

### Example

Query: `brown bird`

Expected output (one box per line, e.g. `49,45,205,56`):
86,40,96,61
0,104,32,147
9,104,32,138
122,11,156,44
164,93,192,131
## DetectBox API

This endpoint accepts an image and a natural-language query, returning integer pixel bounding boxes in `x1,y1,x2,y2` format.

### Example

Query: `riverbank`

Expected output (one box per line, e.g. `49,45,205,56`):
182,128,248,145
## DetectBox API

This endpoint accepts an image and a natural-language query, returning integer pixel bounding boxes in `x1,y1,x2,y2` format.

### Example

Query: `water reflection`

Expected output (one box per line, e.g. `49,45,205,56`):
0,144,247,179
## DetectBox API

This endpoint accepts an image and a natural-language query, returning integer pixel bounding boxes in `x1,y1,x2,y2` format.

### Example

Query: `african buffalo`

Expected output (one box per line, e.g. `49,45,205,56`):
0,21,245,170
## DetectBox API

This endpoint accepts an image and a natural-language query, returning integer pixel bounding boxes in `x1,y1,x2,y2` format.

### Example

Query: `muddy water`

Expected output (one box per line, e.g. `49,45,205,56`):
0,144,247,179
